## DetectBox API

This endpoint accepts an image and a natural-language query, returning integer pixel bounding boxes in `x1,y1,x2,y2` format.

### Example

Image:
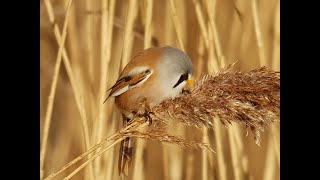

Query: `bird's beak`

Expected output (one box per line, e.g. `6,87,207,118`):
186,79,193,87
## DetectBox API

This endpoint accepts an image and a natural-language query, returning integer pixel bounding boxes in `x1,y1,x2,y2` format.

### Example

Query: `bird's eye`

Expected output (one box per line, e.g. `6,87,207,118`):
173,73,188,88
145,70,151,74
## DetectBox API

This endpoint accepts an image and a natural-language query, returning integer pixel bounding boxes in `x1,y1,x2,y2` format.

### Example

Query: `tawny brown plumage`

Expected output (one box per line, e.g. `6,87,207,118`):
106,46,193,177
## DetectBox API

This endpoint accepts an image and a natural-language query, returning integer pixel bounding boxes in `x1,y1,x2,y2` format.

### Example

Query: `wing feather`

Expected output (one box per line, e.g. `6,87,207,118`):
106,72,149,100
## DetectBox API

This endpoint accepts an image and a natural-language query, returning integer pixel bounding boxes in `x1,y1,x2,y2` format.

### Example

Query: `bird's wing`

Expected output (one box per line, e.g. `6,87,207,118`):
106,72,149,100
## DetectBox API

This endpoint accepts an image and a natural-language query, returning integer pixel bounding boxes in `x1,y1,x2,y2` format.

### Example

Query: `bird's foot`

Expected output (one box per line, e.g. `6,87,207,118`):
141,111,154,125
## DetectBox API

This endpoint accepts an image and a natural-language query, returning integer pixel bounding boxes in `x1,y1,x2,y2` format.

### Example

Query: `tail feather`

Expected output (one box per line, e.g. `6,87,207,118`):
118,116,133,178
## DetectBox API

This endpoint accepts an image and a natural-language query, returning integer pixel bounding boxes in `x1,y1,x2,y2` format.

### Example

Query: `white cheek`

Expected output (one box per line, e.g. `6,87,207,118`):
166,81,187,98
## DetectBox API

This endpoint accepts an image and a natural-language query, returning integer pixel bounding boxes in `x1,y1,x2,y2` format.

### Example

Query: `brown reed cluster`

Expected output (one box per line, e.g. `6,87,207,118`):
121,65,280,147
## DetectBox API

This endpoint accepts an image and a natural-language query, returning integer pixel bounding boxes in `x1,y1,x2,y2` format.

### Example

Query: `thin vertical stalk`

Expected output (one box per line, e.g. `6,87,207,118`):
168,0,185,51
121,0,138,68
40,1,73,179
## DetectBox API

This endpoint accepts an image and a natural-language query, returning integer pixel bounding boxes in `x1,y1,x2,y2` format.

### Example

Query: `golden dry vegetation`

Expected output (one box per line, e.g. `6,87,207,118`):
40,0,280,179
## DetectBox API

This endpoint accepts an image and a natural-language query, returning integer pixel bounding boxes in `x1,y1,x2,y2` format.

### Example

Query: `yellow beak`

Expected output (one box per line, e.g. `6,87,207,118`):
187,79,193,86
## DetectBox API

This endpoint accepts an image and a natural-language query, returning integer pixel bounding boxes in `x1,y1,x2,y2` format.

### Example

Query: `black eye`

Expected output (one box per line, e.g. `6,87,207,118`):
145,70,151,74
173,73,188,88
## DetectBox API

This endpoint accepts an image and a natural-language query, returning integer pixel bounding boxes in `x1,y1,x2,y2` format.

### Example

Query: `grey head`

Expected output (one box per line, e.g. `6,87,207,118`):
155,46,193,98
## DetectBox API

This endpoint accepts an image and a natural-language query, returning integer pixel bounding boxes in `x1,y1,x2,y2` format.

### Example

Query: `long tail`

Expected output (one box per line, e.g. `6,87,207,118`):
118,116,133,178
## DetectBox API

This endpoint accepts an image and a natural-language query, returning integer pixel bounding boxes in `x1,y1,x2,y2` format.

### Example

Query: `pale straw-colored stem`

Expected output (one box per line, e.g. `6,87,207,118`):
103,1,117,179
63,121,147,180
233,125,249,175
168,0,185,51
263,135,277,180
214,119,227,180
85,0,95,83
202,128,209,180
228,126,243,180
63,138,125,180
144,0,153,49
252,0,266,66
43,0,92,170
192,0,209,49
44,134,116,180
162,147,170,180
207,24,220,74
271,125,280,166
121,0,138,69
40,1,73,179
132,1,153,179
198,34,210,180
205,0,223,65
94,0,109,174
185,153,194,180
44,121,141,180
272,0,280,71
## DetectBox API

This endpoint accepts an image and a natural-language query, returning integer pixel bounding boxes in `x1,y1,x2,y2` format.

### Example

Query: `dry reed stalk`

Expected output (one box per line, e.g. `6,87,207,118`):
43,121,142,180
224,3,250,175
228,126,244,180
117,129,214,153
162,148,170,180
56,2,95,179
207,25,220,73
262,135,277,180
121,0,138,69
40,1,73,179
205,0,222,63
214,118,228,180
271,124,280,166
82,11,159,47
144,0,153,49
43,0,92,163
85,0,95,82
92,0,109,175
104,1,117,179
226,6,248,175
185,153,194,180
132,137,145,180
195,37,204,80
233,125,249,175
216,52,229,180
252,0,266,66
207,23,226,180
104,111,118,180
197,33,210,180
271,0,280,71
111,16,159,47
192,0,209,49
132,1,154,179
162,3,182,179
63,138,126,180
139,1,146,25
226,1,242,56
94,0,116,143
167,127,184,180
57,119,212,180
202,128,209,180
168,0,185,51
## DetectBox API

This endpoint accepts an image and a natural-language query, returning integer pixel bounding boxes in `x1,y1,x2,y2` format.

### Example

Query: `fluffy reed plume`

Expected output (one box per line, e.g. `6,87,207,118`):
117,129,215,153
150,65,280,145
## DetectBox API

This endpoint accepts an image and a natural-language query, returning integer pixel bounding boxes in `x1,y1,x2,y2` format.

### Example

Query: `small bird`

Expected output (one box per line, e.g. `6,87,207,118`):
105,46,193,177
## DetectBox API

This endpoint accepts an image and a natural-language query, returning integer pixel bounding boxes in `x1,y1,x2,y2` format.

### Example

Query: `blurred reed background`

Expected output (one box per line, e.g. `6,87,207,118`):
40,0,280,179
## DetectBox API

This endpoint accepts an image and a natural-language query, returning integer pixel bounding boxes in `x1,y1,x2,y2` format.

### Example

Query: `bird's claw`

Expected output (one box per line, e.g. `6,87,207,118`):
142,112,154,125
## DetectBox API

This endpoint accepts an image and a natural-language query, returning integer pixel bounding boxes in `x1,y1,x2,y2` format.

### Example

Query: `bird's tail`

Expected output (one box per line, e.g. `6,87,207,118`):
118,116,133,178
